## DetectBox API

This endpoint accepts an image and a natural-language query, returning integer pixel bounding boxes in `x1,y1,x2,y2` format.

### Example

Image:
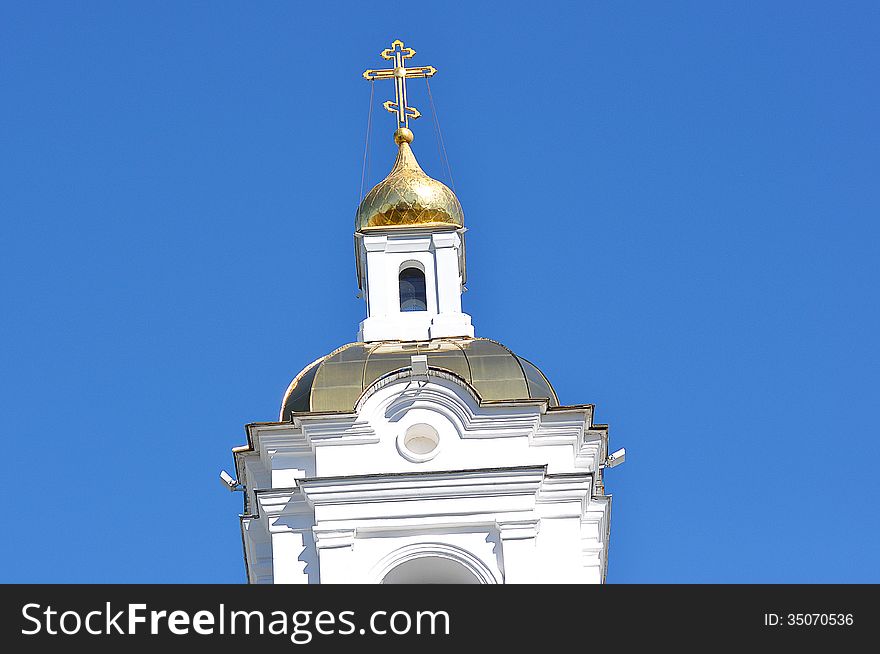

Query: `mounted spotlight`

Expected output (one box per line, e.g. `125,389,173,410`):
605,448,626,469
219,470,243,492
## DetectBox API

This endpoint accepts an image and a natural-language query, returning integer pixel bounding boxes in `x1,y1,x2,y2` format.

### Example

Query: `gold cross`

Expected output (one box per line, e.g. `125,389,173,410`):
363,39,437,130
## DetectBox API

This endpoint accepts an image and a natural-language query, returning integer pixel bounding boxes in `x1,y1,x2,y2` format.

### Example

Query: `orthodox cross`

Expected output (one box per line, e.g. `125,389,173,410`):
363,39,437,130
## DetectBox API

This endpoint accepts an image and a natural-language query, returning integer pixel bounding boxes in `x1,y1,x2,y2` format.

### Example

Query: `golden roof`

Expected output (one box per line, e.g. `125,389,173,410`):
356,128,463,232
280,337,559,418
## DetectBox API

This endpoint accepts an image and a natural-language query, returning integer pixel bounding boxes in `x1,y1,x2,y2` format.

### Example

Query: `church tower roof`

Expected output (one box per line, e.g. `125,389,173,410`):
280,337,558,418
356,128,463,232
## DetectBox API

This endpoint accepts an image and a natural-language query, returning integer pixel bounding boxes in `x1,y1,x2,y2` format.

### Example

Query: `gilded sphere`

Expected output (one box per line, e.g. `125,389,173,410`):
393,128,414,144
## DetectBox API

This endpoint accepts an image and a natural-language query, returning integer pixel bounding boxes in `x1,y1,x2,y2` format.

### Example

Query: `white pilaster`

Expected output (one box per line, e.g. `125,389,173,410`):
498,520,540,584
314,529,357,584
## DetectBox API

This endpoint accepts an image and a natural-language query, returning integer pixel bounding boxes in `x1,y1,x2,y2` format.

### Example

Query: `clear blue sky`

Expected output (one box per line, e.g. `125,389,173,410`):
1,1,877,583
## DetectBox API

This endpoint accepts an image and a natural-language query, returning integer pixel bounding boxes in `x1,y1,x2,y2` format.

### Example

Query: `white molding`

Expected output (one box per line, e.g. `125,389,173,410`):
299,466,547,506
370,542,500,584
497,519,540,541
313,528,356,550
300,419,378,446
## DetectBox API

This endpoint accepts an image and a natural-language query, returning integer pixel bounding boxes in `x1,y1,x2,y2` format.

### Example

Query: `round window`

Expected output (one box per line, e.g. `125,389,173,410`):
398,423,441,462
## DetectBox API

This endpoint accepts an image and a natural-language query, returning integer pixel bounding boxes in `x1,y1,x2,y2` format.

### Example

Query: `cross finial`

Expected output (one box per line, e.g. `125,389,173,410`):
363,39,437,132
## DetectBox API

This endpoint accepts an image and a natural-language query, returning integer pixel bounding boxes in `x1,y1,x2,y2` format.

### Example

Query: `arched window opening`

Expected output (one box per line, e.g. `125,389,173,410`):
399,267,427,312
382,557,481,584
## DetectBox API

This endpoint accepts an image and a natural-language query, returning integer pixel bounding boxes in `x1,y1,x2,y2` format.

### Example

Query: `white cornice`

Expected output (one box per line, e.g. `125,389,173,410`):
245,420,378,474
254,486,309,520
536,474,593,518
497,519,540,541
299,466,548,506
312,528,356,550
299,419,378,446
241,380,607,482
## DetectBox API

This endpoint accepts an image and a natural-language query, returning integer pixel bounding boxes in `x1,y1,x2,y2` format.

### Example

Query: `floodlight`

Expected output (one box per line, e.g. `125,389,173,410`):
606,448,626,468
219,469,240,491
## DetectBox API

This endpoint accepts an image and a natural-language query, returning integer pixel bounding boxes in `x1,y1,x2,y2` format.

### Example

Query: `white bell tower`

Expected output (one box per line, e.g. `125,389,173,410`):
227,39,621,585
354,128,474,342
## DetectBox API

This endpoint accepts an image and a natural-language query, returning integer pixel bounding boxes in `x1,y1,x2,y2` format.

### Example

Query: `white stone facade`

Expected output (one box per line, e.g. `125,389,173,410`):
234,371,612,584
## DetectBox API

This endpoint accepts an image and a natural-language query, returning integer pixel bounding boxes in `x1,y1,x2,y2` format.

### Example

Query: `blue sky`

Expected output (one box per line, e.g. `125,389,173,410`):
1,1,878,583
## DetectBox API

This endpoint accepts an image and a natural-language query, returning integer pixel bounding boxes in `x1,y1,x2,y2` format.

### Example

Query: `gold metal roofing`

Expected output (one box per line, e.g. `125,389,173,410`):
355,130,464,232
280,338,558,419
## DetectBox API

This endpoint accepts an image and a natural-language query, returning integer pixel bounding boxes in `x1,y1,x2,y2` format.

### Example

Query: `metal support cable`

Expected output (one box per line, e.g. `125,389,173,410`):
359,80,375,201
425,77,455,192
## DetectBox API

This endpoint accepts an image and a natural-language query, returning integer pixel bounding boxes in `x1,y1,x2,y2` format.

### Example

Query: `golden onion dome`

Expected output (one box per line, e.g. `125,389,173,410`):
356,128,463,232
